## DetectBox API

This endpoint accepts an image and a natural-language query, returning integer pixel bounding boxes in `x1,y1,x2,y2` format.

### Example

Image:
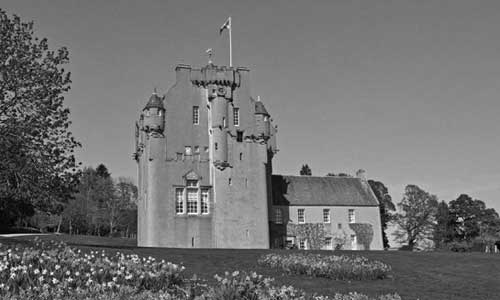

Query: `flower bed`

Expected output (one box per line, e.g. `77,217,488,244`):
258,253,392,280
0,239,399,299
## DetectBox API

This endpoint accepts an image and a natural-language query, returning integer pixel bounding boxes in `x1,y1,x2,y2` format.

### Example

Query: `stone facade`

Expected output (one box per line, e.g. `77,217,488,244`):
134,63,383,250
134,64,277,248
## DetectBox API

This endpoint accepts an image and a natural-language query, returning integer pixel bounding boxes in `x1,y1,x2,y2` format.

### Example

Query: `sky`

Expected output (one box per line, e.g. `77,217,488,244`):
3,0,500,216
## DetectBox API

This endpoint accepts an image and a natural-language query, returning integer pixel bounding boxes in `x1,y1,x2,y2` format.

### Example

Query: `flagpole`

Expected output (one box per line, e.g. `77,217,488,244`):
229,17,232,67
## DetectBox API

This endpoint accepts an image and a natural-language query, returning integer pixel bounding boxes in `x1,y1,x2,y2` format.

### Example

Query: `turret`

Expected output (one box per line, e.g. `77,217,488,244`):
143,91,165,134
255,97,271,139
209,83,229,169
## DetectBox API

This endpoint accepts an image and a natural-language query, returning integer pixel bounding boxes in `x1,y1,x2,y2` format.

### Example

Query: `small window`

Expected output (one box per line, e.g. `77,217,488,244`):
215,143,218,150
222,117,226,128
228,178,232,185
338,223,342,229
175,188,184,214
233,108,240,126
239,152,243,160
193,106,199,124
204,146,209,153
236,131,243,142
146,110,150,117
187,189,198,214
299,239,307,250
158,110,163,116
348,209,355,223
185,146,192,155
186,180,198,187
264,116,268,122
194,146,200,153
298,209,305,224
323,209,330,223
275,208,283,224
201,189,209,214
325,237,333,250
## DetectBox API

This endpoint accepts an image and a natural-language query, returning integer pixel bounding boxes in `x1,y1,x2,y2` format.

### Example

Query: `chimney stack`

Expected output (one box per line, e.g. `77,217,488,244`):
356,169,367,181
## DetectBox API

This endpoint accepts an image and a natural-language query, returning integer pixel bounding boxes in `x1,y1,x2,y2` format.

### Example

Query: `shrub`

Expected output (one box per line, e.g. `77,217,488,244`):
258,253,391,280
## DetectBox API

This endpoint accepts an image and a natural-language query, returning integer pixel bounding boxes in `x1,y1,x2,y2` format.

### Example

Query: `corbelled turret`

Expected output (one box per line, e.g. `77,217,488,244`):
255,97,271,140
142,91,165,134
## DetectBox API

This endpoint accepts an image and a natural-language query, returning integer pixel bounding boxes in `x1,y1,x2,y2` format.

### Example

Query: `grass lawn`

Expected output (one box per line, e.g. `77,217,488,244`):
1,234,499,300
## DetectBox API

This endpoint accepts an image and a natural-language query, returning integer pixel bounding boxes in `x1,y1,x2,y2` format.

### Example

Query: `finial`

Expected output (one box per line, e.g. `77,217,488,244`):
153,86,158,95
206,48,213,64
257,96,261,102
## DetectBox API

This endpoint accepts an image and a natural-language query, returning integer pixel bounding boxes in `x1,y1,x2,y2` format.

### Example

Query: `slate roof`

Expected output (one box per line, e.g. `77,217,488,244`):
272,175,379,207
254,101,269,115
144,93,164,110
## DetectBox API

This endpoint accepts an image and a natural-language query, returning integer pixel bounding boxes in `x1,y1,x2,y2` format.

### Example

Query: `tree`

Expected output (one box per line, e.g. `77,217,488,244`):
432,201,454,249
300,164,312,176
368,180,396,249
392,185,438,250
0,9,80,230
448,194,499,243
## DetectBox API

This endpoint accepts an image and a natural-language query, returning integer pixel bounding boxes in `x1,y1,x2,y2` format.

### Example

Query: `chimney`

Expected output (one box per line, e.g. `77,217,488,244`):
356,169,367,181
175,64,191,82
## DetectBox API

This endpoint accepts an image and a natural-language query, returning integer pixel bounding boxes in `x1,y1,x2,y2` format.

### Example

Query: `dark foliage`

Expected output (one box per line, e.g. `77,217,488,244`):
368,180,395,249
300,164,312,176
0,9,80,230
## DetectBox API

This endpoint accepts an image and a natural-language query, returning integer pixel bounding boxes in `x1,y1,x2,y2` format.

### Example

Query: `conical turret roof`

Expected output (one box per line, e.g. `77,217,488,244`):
144,92,164,110
255,101,269,116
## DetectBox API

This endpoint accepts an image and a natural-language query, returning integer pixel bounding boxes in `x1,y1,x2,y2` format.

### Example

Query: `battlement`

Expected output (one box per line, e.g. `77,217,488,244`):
175,64,249,88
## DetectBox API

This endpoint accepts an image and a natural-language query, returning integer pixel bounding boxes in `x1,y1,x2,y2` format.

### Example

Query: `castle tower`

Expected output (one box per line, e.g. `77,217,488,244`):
134,64,277,248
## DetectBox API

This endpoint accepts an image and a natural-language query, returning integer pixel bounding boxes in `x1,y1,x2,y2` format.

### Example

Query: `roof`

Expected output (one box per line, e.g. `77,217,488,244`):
144,93,164,110
272,175,379,206
254,101,269,116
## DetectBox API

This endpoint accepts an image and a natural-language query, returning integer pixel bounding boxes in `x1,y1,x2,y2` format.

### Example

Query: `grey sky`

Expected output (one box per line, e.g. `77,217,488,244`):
3,0,500,214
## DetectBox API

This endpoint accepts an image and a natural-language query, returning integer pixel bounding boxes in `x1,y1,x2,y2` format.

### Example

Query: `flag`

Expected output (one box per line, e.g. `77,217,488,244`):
219,17,231,35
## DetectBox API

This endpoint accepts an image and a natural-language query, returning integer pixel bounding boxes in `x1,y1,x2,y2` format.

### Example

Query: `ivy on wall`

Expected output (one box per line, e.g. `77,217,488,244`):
349,223,374,250
287,223,326,250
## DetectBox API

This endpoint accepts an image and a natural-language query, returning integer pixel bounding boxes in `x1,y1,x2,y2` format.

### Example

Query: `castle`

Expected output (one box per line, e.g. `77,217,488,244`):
134,63,383,250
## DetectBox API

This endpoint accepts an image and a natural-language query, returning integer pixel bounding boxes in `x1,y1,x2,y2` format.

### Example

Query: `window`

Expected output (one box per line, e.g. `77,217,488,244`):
187,180,198,188
187,189,198,214
239,152,243,160
299,239,307,250
222,117,226,128
236,131,243,142
348,209,355,223
175,188,184,214
323,209,330,223
298,209,305,224
194,146,200,153
275,208,283,224
193,106,199,124
158,110,163,116
338,223,342,229
201,189,209,214
325,237,333,250
215,143,218,150
204,146,209,153
146,110,150,117
185,146,192,155
233,108,240,126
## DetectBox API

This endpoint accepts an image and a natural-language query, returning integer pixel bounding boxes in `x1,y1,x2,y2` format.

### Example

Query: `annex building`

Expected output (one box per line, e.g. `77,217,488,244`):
134,63,383,250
